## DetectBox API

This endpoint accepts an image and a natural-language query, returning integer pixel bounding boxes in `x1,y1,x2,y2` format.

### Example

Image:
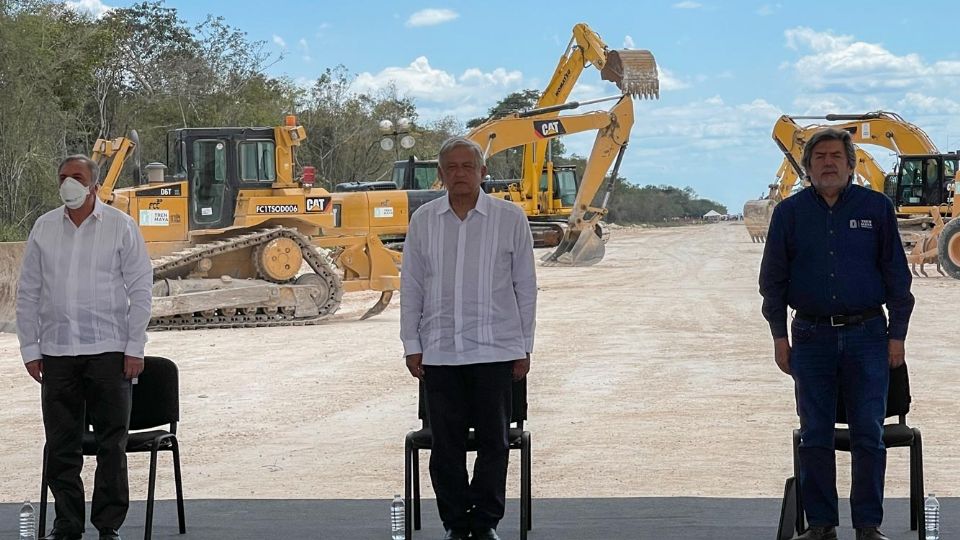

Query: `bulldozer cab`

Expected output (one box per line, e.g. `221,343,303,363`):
168,127,278,230
895,154,958,208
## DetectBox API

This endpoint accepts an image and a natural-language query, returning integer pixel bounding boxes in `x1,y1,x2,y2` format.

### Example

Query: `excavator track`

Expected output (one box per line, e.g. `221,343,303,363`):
150,227,343,330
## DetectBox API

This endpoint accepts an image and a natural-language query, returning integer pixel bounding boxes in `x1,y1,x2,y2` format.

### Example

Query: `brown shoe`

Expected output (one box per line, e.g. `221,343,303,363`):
855,527,890,540
792,526,838,540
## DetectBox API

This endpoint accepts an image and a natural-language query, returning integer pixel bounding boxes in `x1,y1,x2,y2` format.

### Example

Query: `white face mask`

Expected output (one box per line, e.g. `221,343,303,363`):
59,177,92,210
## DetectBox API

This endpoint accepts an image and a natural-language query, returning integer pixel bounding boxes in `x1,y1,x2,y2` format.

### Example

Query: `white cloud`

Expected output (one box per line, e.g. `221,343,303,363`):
351,56,524,120
406,8,459,28
298,39,311,62
609,95,787,208
65,0,112,18
658,67,691,91
273,35,287,48
623,35,636,49
673,1,703,8
784,27,960,93
897,93,960,115
756,3,780,16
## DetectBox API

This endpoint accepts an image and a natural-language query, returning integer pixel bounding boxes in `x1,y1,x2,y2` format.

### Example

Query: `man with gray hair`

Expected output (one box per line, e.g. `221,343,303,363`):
401,137,537,540
17,155,153,540
759,128,914,540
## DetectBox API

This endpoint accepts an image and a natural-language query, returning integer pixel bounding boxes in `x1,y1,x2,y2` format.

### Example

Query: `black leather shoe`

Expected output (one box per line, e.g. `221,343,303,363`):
442,528,471,540
39,530,82,540
855,528,890,540
471,528,500,540
98,528,122,540
792,526,838,540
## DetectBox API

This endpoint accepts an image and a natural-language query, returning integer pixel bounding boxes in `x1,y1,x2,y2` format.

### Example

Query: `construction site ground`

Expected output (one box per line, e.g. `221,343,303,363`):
1,222,957,504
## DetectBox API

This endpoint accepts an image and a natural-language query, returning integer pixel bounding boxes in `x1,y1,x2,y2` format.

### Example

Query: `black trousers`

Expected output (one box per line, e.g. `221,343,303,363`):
423,361,513,531
42,352,132,533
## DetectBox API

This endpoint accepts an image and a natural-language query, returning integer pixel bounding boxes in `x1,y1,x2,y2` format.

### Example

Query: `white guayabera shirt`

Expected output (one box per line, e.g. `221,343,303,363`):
16,199,153,363
400,191,537,366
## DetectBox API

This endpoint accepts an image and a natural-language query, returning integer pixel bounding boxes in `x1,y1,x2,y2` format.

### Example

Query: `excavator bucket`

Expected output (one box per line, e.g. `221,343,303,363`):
601,50,660,99
743,199,777,243
541,226,605,267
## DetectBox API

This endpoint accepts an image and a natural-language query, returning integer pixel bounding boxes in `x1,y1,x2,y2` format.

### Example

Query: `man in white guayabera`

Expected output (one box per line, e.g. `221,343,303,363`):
400,137,538,540
16,155,153,540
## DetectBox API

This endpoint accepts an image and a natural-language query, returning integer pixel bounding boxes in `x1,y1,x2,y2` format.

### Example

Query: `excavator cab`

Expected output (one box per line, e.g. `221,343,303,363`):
540,166,579,207
392,157,439,190
895,154,959,209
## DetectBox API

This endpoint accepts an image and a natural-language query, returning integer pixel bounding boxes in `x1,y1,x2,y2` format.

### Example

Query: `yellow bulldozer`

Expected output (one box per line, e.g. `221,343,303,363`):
75,117,403,329
744,112,960,278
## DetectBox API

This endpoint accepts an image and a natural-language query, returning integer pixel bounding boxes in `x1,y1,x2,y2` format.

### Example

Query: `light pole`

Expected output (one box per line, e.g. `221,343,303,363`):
378,117,416,161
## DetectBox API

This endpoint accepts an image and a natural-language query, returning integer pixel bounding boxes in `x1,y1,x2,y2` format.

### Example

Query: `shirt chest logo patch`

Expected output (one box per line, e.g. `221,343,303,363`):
849,219,873,229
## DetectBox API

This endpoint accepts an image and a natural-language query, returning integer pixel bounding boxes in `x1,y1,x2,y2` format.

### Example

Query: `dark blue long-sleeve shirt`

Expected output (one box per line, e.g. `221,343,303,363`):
758,184,915,340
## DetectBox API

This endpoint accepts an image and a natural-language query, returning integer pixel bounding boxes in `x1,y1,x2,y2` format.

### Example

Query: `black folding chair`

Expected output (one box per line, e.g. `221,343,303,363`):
783,363,924,539
404,378,532,540
39,356,186,540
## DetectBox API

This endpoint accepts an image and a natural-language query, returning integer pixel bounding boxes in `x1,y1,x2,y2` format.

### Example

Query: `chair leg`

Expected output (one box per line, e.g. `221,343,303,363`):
520,431,531,539
524,432,532,532
144,449,159,540
413,449,422,531
910,439,918,531
172,441,186,534
39,444,48,537
792,430,805,534
405,438,413,540
914,430,925,540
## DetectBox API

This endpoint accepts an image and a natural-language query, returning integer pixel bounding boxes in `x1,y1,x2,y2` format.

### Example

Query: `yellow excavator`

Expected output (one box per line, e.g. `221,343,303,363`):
347,22,658,265
745,112,959,278
502,22,657,264
744,147,888,242
462,93,638,266
85,116,402,329
334,93,637,266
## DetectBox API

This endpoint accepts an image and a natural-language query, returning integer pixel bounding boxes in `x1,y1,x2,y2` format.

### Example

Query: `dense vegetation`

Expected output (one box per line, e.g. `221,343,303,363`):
0,1,725,239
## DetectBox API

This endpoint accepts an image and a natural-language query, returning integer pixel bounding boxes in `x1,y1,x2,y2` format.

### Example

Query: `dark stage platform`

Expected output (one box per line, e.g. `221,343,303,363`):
2,497,953,539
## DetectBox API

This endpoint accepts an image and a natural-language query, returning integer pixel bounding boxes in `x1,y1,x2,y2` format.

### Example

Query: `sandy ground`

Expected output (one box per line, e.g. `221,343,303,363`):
1,222,957,503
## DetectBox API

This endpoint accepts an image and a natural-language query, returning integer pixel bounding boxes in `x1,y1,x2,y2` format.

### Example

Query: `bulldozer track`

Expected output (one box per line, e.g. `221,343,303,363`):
150,227,343,330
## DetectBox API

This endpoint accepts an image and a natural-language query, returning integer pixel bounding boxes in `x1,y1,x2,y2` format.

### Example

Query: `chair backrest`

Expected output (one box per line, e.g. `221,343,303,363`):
418,377,528,429
836,363,910,424
129,356,180,431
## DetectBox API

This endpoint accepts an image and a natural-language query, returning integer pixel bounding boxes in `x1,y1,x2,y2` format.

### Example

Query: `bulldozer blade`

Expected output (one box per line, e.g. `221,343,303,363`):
601,50,659,100
360,290,394,321
541,228,606,267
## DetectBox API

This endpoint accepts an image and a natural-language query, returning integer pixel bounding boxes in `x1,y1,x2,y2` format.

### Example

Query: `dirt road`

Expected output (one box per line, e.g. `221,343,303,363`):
1,223,957,502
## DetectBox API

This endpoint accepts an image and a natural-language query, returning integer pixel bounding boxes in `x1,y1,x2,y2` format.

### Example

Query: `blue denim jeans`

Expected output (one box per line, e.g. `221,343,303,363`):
790,314,889,528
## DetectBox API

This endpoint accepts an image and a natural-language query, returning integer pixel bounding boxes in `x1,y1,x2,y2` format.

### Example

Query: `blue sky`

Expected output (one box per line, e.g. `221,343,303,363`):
69,0,960,211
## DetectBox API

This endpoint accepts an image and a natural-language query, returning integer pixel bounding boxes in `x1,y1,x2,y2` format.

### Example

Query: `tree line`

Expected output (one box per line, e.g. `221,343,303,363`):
0,1,725,240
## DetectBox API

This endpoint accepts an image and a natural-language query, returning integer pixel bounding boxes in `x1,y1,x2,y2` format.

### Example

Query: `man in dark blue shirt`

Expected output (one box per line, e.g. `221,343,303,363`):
759,128,915,540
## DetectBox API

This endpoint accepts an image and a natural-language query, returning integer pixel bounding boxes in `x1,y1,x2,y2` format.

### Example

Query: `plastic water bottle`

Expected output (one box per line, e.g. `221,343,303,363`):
925,493,940,540
19,500,35,540
390,494,405,540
